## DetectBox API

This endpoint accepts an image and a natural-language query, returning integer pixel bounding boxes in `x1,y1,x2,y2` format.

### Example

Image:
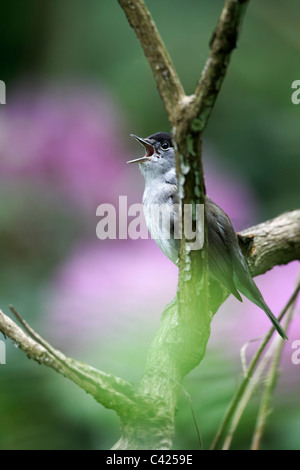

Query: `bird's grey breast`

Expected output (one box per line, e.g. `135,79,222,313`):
142,169,179,263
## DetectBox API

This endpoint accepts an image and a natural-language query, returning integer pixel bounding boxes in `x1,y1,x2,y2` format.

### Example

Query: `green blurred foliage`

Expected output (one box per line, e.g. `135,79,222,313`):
0,0,299,450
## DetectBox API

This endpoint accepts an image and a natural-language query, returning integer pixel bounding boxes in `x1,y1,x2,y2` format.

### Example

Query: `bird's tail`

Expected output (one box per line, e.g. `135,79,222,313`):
233,274,288,340
257,300,288,340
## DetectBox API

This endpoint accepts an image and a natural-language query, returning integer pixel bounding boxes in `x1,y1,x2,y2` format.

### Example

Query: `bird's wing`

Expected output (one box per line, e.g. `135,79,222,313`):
206,197,242,301
206,197,287,339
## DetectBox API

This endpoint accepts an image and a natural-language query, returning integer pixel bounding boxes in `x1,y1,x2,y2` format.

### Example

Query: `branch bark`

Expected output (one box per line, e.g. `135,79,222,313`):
239,209,300,276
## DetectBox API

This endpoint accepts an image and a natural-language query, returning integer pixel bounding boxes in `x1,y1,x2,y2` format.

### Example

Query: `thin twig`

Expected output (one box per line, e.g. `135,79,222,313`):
250,286,299,450
222,290,298,450
193,0,250,131
0,308,138,414
9,305,67,364
117,0,185,120
210,281,300,450
240,337,262,377
249,343,284,450
222,336,279,449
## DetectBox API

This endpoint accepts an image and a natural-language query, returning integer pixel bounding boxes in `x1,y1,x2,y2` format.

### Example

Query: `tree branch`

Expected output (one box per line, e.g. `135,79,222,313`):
1,1,296,451
192,0,250,132
106,0,297,449
239,209,300,277
0,309,138,415
0,207,299,449
117,4,252,362
117,0,185,120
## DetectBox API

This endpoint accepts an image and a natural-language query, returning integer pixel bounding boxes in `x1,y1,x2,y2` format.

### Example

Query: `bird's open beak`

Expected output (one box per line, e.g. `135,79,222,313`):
127,134,155,164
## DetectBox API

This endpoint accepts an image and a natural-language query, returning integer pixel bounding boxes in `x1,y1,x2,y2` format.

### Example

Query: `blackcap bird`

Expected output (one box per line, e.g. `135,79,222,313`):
127,132,287,339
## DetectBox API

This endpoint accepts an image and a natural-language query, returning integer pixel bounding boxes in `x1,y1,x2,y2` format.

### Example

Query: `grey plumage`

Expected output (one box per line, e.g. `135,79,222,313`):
128,132,287,339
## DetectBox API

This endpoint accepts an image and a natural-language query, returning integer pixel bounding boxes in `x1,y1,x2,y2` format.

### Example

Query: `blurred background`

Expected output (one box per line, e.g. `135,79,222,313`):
0,0,299,450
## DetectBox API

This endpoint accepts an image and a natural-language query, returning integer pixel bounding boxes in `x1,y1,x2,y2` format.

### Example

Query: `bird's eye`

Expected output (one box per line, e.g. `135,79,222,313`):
161,141,169,150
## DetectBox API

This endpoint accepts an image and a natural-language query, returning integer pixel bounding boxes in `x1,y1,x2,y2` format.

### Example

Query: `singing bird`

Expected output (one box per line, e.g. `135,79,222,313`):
127,131,287,339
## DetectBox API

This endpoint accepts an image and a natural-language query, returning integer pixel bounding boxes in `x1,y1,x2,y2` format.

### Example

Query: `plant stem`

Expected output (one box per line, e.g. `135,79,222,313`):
210,280,300,450
250,287,299,450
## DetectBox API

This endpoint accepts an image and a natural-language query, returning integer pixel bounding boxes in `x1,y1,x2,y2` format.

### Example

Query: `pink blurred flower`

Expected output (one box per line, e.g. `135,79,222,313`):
45,239,178,346
0,84,136,213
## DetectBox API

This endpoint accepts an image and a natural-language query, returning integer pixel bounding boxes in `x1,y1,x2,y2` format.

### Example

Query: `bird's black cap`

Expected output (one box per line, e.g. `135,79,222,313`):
147,132,173,147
